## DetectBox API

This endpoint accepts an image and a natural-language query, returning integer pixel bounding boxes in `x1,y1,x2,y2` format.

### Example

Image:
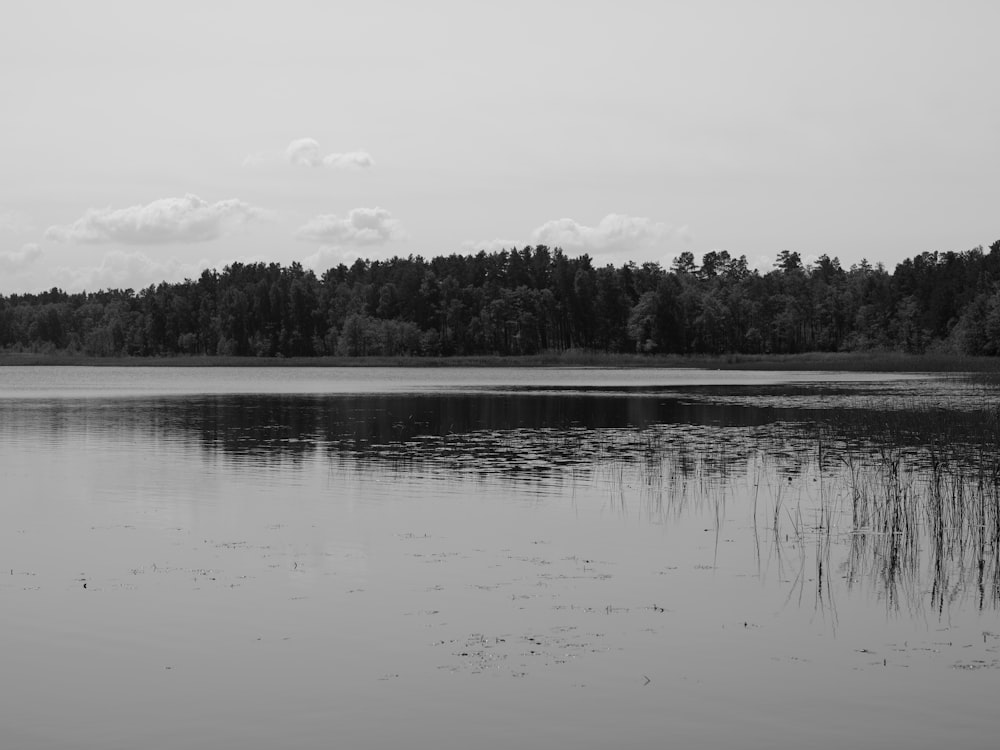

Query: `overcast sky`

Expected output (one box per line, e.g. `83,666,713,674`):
1,0,998,293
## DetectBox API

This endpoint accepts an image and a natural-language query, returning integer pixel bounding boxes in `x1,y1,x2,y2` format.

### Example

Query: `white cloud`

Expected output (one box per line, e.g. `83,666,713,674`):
286,137,324,167
44,194,266,244
52,250,214,292
0,243,42,273
280,138,374,169
530,213,679,256
302,245,363,272
461,238,523,254
295,207,402,245
321,151,374,169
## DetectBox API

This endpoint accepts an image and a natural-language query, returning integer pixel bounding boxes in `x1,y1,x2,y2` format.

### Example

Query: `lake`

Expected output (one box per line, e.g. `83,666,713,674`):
1,366,998,749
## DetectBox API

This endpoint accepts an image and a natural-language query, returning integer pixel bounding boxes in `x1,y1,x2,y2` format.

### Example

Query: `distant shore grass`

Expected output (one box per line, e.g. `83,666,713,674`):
3,349,1000,372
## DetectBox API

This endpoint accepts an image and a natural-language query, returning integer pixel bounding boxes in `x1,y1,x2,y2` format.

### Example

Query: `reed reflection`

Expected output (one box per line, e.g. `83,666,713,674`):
3,388,998,613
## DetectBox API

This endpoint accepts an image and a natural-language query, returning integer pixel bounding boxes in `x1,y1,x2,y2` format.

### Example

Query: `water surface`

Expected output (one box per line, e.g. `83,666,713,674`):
1,367,997,749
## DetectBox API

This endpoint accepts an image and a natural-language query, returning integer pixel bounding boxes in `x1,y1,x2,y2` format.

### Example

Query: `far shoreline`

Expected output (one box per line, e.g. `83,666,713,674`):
2,350,1000,373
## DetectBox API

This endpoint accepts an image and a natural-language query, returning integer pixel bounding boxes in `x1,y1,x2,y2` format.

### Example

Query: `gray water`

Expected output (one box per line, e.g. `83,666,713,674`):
1,367,997,749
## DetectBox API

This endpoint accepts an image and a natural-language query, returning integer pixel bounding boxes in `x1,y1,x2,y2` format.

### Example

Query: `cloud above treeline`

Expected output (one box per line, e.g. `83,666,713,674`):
296,207,402,245
530,214,681,255
52,250,214,292
302,245,363,272
44,194,266,244
461,214,684,260
244,138,374,169
461,238,523,254
0,243,42,273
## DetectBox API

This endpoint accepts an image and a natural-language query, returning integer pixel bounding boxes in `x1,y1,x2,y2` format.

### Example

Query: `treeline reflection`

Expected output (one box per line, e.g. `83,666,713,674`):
155,392,823,473
5,390,997,612
179,391,997,614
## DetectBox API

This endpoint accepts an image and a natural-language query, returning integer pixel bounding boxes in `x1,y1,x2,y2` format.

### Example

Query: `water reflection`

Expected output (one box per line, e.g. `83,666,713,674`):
2,385,998,617
8,372,1000,749
0,391,815,472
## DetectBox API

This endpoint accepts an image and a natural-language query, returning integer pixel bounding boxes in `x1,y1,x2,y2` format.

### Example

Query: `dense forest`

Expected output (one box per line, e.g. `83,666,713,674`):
2,241,1000,358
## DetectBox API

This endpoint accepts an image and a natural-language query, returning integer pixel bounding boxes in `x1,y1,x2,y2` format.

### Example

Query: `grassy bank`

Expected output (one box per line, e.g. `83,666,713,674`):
3,349,1000,372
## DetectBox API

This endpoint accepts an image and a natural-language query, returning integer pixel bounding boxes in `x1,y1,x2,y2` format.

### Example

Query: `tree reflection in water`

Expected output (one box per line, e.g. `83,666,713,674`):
5,386,998,614
174,390,1000,614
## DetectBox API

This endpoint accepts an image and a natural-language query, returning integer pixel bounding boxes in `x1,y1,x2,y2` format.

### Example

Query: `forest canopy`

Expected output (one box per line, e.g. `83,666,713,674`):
3,241,1000,358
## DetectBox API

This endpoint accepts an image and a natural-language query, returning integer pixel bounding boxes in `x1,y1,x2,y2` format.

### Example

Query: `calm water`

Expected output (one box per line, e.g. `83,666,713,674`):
1,367,998,749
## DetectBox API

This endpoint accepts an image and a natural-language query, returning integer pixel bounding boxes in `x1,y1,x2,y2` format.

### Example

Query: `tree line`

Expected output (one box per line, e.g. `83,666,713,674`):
2,241,1000,358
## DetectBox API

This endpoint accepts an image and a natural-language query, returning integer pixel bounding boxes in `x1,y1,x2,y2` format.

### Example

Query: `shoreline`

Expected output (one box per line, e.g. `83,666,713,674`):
2,350,999,372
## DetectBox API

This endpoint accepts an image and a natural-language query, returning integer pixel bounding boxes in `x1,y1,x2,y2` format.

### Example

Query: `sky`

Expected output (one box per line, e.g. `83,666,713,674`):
1,0,998,294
